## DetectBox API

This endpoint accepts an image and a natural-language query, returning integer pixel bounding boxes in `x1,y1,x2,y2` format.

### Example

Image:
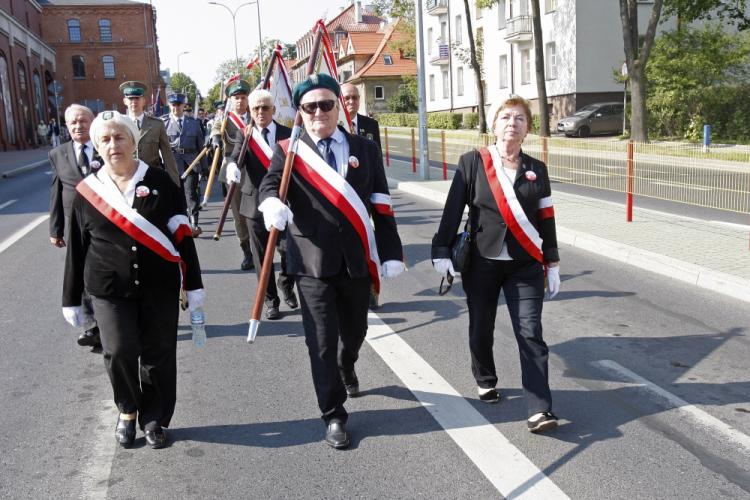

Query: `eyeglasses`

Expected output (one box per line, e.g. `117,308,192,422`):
251,105,272,112
343,95,360,101
300,99,336,114
438,273,454,296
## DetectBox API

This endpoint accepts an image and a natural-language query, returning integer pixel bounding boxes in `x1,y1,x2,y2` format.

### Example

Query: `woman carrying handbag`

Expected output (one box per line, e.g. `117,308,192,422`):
431,95,561,433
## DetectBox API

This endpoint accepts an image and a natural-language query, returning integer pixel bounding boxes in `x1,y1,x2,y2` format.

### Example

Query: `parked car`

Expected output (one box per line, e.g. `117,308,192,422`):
557,102,624,137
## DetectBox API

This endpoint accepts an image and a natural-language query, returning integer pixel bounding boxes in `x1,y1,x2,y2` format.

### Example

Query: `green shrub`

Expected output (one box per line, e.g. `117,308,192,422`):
377,113,419,127
462,113,479,129
428,112,462,129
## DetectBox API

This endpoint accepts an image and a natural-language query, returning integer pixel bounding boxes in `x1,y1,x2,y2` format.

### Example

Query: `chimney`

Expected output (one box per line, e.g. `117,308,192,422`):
355,1,362,23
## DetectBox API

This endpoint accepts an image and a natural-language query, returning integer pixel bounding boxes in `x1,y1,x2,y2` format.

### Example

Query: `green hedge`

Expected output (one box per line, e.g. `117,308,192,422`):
428,112,462,129
462,113,479,129
377,113,419,127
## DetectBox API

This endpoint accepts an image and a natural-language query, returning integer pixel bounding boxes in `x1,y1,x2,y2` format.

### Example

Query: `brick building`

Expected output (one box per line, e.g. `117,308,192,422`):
39,0,163,119
0,0,56,151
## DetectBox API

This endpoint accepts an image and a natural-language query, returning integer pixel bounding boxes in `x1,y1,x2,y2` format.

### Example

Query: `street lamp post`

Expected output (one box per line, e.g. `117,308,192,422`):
177,50,189,74
209,1,258,74
249,0,263,77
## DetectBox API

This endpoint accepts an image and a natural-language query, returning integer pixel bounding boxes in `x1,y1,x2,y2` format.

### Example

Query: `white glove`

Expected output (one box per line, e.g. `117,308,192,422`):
186,288,206,312
62,306,85,328
258,196,294,231
226,162,241,184
546,265,560,299
381,260,405,279
432,258,456,277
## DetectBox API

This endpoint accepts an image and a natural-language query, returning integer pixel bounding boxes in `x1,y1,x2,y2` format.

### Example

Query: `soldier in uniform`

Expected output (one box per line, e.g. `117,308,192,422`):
210,81,254,270
119,81,180,186
163,93,206,236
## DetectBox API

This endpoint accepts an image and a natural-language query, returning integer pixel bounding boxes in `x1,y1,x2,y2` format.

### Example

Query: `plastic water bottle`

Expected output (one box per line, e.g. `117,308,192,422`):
190,307,206,347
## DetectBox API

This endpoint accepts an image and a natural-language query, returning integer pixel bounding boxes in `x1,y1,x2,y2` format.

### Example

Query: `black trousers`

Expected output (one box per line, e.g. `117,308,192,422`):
461,255,552,417
295,270,370,424
247,216,294,307
91,289,179,430
183,170,201,216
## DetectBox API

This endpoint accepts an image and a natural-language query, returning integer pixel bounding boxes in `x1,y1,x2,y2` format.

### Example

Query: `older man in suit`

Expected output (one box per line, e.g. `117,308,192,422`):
259,74,404,449
49,103,100,349
120,81,179,186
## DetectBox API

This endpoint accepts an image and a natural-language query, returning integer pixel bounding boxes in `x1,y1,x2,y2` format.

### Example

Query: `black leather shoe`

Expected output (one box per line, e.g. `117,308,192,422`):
341,369,360,398
115,417,136,448
324,420,350,449
78,327,101,348
144,426,167,449
368,289,379,310
266,305,281,320
283,290,298,309
240,254,254,271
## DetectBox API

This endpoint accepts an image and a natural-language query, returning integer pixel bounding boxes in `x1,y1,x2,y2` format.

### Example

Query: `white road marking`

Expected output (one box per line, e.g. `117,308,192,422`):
0,199,17,210
568,169,608,178
367,314,570,499
81,400,116,500
0,214,49,254
708,220,750,231
592,360,750,454
650,180,711,191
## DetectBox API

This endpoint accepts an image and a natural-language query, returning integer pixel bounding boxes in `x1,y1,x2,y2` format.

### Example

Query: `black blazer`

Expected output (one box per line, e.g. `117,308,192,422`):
259,130,402,279
229,121,292,220
49,141,98,239
63,165,203,306
353,113,381,149
432,149,559,263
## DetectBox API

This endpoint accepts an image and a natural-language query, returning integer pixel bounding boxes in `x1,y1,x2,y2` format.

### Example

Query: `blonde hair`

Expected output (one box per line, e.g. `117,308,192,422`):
489,95,533,132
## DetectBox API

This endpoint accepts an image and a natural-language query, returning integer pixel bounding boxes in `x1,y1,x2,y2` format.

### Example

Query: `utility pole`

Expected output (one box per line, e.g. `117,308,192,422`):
415,0,430,180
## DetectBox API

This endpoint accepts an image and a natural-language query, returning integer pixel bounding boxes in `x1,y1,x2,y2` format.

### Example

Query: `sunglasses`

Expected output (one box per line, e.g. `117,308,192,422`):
438,272,454,296
251,105,272,112
300,99,336,114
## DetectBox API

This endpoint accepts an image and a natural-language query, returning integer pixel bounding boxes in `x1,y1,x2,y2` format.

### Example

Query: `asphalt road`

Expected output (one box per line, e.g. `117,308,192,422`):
1,165,749,499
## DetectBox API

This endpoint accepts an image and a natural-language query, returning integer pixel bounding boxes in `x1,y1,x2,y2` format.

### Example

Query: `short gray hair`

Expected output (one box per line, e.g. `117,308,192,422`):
248,88,273,107
89,110,139,151
64,104,94,123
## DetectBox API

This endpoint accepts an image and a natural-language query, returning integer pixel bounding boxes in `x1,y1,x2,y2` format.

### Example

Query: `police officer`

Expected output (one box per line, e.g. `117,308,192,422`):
163,93,205,236
119,81,180,186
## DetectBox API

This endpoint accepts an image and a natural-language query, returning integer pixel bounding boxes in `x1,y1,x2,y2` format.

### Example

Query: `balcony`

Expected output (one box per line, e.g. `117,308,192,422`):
504,15,533,43
429,43,450,65
426,0,448,15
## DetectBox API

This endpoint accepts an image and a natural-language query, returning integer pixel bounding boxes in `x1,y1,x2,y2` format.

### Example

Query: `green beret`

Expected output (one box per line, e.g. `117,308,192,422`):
214,100,225,109
292,73,340,107
225,80,252,97
119,80,148,97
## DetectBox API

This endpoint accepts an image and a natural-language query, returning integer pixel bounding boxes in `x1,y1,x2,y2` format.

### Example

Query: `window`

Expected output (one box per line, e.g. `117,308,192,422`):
383,55,393,65
455,15,462,44
520,49,530,84
440,20,447,41
17,63,27,91
498,55,508,88
72,55,86,78
0,56,15,143
102,55,115,79
67,19,81,43
374,86,384,100
545,0,557,12
99,19,112,42
498,0,506,29
427,28,433,55
429,74,435,101
442,70,449,98
457,67,464,96
545,42,557,79
32,72,44,123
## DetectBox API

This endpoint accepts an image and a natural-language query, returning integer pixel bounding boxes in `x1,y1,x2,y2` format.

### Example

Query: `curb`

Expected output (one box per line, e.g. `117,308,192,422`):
1,159,49,178
387,176,750,304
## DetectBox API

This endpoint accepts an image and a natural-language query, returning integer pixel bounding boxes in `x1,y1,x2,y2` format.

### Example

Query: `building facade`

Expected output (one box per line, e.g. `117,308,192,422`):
39,0,163,118
0,0,56,151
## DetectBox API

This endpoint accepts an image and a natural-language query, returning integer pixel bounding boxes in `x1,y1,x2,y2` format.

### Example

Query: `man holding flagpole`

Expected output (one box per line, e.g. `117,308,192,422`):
258,73,404,449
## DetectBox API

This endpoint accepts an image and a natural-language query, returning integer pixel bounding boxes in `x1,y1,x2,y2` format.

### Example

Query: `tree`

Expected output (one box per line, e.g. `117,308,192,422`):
463,0,487,133
169,72,199,105
371,0,416,58
205,82,223,113
386,76,418,112
530,0,550,136
663,0,750,30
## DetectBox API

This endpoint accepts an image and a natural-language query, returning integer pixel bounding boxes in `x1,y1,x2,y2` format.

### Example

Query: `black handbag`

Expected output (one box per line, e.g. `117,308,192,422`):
450,156,476,273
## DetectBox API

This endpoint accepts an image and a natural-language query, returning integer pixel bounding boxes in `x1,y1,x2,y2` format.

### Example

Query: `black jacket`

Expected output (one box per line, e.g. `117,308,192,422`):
259,130,402,279
353,113,381,149
63,165,203,306
432,149,559,263
49,141,99,239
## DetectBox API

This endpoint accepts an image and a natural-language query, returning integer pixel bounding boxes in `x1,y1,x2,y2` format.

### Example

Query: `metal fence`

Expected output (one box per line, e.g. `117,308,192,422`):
382,127,750,214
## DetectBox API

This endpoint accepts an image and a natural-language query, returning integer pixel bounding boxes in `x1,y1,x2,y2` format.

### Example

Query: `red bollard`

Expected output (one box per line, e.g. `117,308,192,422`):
441,130,447,180
411,128,416,174
626,140,634,222
384,127,390,167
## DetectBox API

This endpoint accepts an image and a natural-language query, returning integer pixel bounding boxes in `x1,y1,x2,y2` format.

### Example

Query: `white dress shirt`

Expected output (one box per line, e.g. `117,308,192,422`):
308,127,350,177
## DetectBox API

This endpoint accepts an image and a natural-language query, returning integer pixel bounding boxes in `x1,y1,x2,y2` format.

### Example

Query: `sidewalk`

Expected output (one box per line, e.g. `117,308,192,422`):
384,157,750,304
0,146,51,178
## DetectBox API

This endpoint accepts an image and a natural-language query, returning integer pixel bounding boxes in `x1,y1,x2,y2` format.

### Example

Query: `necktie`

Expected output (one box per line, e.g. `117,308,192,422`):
319,138,337,171
136,118,141,130
261,127,270,145
177,118,183,134
78,144,89,175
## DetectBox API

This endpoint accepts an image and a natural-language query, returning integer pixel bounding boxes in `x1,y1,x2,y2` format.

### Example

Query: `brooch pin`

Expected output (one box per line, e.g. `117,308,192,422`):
348,155,360,168
89,160,102,172
525,171,537,181
135,185,150,197
152,189,159,196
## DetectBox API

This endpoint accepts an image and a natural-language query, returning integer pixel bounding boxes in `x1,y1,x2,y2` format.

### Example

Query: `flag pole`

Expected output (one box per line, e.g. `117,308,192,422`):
247,24,324,343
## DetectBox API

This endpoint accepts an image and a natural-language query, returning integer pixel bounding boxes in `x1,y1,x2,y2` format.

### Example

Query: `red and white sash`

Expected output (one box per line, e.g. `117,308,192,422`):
226,111,246,133
247,130,273,169
76,174,181,264
479,147,544,263
280,139,382,292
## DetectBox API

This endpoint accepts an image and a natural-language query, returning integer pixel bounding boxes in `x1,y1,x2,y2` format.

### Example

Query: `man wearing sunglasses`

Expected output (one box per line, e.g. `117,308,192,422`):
258,73,405,450
225,89,296,320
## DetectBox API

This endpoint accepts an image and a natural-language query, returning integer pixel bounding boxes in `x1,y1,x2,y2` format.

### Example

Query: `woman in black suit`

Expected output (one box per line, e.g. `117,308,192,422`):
431,96,561,433
62,111,205,449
